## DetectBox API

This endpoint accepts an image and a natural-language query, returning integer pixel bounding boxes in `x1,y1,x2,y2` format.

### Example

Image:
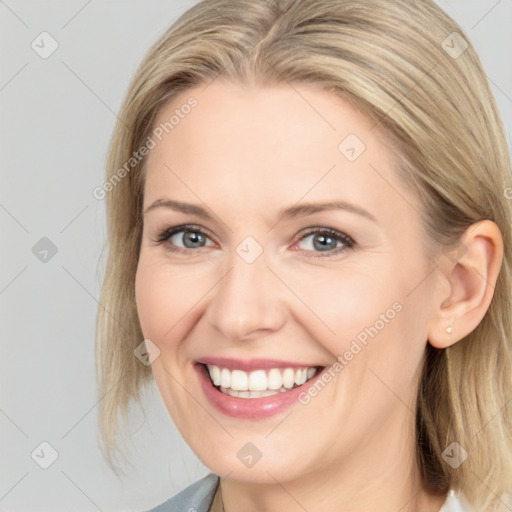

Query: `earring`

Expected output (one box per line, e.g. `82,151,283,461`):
445,326,453,335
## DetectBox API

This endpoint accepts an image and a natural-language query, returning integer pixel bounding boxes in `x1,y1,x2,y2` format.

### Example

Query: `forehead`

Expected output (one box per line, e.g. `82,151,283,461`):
143,80,410,219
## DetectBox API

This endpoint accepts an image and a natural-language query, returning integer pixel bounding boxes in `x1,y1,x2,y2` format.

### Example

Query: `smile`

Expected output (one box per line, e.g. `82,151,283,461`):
195,358,325,419
206,365,319,398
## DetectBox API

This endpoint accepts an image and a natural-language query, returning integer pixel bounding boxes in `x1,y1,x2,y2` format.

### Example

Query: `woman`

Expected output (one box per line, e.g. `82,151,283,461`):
95,0,512,510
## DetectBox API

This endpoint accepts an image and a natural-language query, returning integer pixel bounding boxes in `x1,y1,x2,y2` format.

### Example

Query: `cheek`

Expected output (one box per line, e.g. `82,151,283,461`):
134,257,190,342
134,255,219,355
288,266,400,346
293,263,428,385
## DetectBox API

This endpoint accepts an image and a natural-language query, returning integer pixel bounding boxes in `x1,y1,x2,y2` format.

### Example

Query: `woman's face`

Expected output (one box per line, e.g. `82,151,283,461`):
135,80,440,485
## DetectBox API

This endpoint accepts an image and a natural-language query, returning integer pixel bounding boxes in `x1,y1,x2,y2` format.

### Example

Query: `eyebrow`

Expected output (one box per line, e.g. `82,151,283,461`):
144,197,378,224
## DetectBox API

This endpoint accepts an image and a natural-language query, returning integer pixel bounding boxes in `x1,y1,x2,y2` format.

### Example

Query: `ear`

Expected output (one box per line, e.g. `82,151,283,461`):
428,220,504,349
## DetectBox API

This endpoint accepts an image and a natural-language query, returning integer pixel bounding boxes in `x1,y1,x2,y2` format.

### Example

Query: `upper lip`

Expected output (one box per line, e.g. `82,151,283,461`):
196,357,323,372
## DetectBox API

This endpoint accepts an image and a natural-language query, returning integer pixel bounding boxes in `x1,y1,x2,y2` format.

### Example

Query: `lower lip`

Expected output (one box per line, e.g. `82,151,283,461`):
195,363,323,420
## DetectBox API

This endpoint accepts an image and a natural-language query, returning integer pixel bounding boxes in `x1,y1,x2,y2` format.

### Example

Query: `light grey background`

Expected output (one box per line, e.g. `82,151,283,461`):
1,1,511,511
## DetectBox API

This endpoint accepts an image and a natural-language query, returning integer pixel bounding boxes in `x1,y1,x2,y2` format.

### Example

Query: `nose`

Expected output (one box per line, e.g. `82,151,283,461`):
204,248,287,342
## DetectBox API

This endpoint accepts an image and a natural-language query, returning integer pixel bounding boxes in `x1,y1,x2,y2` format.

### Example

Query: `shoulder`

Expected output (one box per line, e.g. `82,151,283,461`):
142,473,220,512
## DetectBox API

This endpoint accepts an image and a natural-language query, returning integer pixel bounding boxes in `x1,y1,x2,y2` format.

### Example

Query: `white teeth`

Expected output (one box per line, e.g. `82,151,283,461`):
296,368,307,386
220,368,230,388
210,365,221,386
282,368,295,389
230,369,248,391
267,368,282,390
221,387,281,398
248,370,268,391
205,364,319,396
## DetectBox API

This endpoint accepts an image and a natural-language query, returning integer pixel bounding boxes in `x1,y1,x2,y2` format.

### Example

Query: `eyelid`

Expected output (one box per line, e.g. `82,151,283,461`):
292,227,355,257
153,223,215,245
152,222,225,249
152,223,355,258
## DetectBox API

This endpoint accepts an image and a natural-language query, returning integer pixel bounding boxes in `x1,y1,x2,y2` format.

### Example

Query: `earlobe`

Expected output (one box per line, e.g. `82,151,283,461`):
428,220,503,349
428,323,457,349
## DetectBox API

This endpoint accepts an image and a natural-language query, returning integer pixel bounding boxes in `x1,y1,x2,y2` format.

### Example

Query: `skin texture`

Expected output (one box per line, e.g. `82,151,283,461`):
135,80,503,512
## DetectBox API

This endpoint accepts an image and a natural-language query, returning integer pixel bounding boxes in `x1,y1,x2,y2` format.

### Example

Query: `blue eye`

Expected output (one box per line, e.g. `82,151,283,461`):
154,224,214,251
153,224,355,258
294,228,354,258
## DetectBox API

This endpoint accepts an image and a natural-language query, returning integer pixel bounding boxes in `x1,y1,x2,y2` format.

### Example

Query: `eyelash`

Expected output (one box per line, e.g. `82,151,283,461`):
152,224,355,259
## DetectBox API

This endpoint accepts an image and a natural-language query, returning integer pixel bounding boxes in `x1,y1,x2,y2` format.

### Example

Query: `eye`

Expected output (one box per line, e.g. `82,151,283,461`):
152,224,355,258
153,224,215,253
293,227,355,258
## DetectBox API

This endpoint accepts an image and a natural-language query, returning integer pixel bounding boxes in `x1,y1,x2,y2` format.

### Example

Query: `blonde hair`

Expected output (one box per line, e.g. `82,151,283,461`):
96,0,512,508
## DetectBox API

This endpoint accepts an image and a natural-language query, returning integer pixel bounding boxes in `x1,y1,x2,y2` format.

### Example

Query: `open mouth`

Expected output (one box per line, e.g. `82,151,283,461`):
202,363,324,399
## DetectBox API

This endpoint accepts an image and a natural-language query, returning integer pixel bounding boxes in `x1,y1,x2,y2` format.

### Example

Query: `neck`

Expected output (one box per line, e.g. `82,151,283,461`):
217,466,446,512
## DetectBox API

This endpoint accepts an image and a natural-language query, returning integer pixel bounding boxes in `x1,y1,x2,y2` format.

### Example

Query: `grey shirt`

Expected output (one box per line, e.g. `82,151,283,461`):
144,473,220,512
143,473,472,512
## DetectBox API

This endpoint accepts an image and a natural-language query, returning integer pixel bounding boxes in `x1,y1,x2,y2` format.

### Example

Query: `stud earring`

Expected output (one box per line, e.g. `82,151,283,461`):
445,326,453,335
